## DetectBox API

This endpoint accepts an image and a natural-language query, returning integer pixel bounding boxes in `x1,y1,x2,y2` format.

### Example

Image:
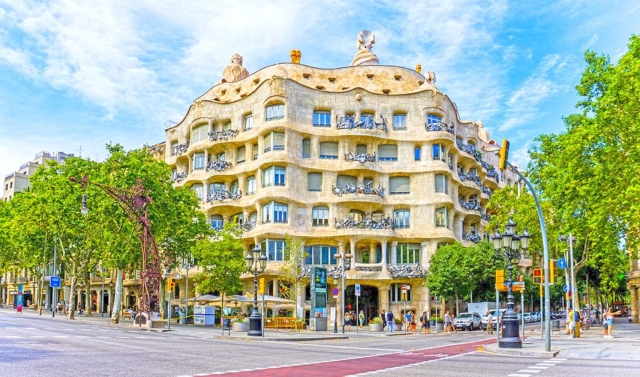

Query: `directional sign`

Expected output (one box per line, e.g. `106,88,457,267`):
563,284,571,293
332,287,339,297
557,258,567,269
50,276,61,288
355,283,361,297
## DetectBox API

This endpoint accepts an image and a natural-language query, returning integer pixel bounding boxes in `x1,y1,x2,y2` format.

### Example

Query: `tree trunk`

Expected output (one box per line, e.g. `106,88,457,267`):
455,292,459,316
84,269,92,316
38,270,45,315
111,269,123,324
68,275,77,320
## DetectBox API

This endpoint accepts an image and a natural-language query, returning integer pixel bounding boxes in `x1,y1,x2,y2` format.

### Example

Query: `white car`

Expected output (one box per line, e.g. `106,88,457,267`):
454,312,482,331
524,313,532,322
482,309,506,330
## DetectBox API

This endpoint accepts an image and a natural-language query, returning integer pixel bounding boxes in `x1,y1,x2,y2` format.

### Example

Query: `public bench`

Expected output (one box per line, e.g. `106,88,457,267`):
264,317,304,331
122,311,132,320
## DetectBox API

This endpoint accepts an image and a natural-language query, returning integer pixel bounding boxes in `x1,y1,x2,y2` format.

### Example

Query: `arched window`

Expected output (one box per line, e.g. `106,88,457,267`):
266,104,285,121
393,114,407,130
244,114,253,130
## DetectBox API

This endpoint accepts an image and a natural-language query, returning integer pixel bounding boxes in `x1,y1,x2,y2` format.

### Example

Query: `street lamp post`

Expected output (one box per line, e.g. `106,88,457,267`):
245,246,267,336
559,234,577,325
334,251,352,334
492,218,531,349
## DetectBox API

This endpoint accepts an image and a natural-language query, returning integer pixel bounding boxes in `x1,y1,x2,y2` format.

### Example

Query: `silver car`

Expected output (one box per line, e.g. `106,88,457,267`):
454,312,482,331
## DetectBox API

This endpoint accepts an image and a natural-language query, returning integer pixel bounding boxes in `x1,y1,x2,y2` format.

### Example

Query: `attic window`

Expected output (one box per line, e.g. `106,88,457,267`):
382,89,390,94
366,73,374,79
220,89,227,95
253,78,260,84
328,77,336,82
418,80,424,85
316,85,325,90
394,75,401,80
303,73,311,78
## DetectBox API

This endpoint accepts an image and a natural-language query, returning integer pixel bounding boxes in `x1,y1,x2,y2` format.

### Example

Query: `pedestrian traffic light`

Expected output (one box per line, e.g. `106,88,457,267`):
499,139,510,170
533,269,543,284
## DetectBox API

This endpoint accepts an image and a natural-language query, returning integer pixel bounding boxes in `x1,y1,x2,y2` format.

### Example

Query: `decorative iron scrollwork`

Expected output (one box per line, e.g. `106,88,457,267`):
458,171,482,186
208,129,239,142
176,141,190,155
206,160,233,172
388,264,427,278
456,139,483,161
240,220,256,231
336,114,388,132
481,212,491,221
334,213,394,230
355,266,382,272
344,151,376,163
463,232,482,243
206,189,242,202
332,181,385,197
459,200,481,211
425,121,455,134
173,171,188,183
481,185,493,196
487,168,500,181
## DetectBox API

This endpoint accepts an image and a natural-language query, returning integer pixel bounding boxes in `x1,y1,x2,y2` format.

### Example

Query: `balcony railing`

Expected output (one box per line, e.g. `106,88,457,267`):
345,151,376,163
4,172,15,180
456,139,483,161
463,232,482,243
206,160,233,172
388,264,427,278
458,171,482,186
487,168,500,181
175,141,190,155
206,189,242,202
481,185,493,196
334,214,394,230
208,129,239,142
425,121,455,134
332,182,385,197
336,115,388,132
173,171,187,183
459,200,481,211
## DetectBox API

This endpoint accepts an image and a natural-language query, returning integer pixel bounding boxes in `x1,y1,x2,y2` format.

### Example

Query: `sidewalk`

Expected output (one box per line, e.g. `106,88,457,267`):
483,318,640,360
0,306,408,341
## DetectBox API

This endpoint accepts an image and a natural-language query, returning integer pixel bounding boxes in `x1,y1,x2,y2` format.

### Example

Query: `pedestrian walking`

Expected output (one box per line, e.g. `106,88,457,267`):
444,310,452,334
486,311,493,335
386,310,394,332
420,311,430,334
17,303,23,314
358,310,365,329
380,310,386,330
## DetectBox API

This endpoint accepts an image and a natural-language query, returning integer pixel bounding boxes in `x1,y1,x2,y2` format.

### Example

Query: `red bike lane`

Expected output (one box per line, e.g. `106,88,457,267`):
197,338,496,377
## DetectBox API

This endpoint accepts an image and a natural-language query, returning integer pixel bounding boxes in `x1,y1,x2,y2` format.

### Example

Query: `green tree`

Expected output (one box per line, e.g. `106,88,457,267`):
279,235,308,324
192,221,244,318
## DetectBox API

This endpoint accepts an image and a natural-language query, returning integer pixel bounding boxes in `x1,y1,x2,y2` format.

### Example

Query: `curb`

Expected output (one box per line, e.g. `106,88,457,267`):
212,335,350,342
482,344,561,358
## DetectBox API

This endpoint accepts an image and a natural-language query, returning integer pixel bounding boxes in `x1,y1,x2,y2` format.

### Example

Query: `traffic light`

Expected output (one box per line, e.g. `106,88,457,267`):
167,278,175,292
533,268,543,284
495,270,504,286
499,139,510,170
549,260,557,284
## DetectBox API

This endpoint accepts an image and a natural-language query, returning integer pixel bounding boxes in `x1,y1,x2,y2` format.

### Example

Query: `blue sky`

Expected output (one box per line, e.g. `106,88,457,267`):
0,0,638,180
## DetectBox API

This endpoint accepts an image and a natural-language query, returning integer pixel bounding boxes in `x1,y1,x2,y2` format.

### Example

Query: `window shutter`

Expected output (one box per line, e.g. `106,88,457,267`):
356,144,367,154
378,144,397,158
320,142,338,156
308,173,322,191
337,175,357,186
390,177,410,193
274,132,285,147
302,139,311,156
236,146,246,162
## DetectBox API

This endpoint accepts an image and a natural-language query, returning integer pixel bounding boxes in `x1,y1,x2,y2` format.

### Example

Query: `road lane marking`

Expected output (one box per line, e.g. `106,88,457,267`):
518,369,542,373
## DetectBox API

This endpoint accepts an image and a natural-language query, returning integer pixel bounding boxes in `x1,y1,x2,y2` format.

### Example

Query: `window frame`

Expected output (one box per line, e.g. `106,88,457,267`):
389,283,412,302
394,209,410,229
435,173,449,194
319,141,339,160
193,152,205,170
307,172,322,192
304,245,338,265
313,111,331,127
246,176,256,195
435,207,448,228
395,243,420,264
389,176,410,195
378,144,398,162
312,206,329,227
266,104,285,121
432,144,446,162
244,114,253,130
393,114,407,130
427,114,442,125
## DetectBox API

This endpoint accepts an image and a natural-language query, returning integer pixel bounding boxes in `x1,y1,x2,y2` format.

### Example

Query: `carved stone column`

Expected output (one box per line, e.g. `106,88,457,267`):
390,241,398,265
632,286,639,323
381,241,388,272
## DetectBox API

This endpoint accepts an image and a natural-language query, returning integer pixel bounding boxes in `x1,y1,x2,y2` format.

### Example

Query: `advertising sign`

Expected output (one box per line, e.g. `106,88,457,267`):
310,267,327,318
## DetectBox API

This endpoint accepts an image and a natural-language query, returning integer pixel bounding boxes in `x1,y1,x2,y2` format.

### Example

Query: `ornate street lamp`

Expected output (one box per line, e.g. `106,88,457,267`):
245,246,267,336
492,218,530,348
333,251,352,334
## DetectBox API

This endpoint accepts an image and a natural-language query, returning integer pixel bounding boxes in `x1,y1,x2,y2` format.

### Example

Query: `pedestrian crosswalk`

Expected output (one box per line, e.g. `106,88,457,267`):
508,358,567,377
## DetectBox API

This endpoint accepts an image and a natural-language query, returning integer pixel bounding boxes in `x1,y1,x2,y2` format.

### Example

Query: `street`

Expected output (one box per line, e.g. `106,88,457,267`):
1,310,640,377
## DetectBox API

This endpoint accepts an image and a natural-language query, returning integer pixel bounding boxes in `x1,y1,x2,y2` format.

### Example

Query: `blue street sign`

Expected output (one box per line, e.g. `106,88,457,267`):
557,258,567,269
50,276,61,288
355,283,361,297
563,284,571,293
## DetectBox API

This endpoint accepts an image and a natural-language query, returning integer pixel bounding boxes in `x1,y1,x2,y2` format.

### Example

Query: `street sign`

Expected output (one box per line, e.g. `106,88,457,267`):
355,283,361,297
332,287,339,298
402,284,407,292
563,284,571,293
557,258,567,269
495,282,525,292
50,276,61,288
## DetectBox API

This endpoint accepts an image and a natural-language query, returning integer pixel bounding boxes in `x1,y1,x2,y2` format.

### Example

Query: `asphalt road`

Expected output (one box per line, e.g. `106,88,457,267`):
1,312,639,377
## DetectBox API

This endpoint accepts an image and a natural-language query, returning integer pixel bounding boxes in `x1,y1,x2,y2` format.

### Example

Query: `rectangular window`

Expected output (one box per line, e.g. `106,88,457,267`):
244,114,253,130
435,174,448,194
319,142,339,159
312,207,329,226
236,146,246,164
394,210,410,229
356,144,367,155
414,146,421,161
448,154,454,170
253,144,258,160
469,168,478,176
246,176,256,195
395,244,420,264
304,245,337,265
378,144,398,161
191,125,208,144
432,144,446,161
262,202,272,223
210,215,224,230
274,203,288,223
389,177,410,195
274,167,286,186
266,104,285,121
393,114,407,130
313,111,331,127
171,142,179,156
273,132,285,151
263,167,273,187
361,112,374,121
302,139,311,158
427,114,442,125
435,207,448,228
262,239,286,261
308,172,322,192
193,152,205,170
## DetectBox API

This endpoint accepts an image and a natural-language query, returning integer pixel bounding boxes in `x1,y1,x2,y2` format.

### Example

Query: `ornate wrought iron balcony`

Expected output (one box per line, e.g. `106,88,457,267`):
487,168,500,181
176,141,190,155
173,171,187,183
332,182,385,197
463,232,482,243
336,115,388,132
208,129,239,142
481,185,493,196
456,139,483,161
240,220,256,231
458,171,482,186
344,151,376,163
206,160,233,172
206,189,242,203
389,264,427,278
481,212,491,221
334,214,394,230
459,200,481,211
425,121,455,134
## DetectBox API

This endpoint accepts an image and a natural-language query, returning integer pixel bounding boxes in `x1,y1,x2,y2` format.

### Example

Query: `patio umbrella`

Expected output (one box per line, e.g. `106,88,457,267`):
187,294,220,302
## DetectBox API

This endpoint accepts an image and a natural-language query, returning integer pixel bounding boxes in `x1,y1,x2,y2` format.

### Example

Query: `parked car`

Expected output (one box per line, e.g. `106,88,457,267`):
454,312,482,331
482,309,506,330
524,313,532,322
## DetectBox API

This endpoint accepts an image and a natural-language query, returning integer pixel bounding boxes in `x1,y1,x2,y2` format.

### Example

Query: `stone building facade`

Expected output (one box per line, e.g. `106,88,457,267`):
164,33,516,323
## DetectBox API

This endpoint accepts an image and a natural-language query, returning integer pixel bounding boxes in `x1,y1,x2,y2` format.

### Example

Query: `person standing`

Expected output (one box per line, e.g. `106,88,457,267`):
444,310,452,334
604,308,621,338
358,310,365,329
386,310,394,332
420,311,430,334
344,312,352,331
380,310,386,330
486,311,493,335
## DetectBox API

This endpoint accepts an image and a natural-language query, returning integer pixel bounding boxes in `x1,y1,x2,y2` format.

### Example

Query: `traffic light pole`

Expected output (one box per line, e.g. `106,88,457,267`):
504,159,551,352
